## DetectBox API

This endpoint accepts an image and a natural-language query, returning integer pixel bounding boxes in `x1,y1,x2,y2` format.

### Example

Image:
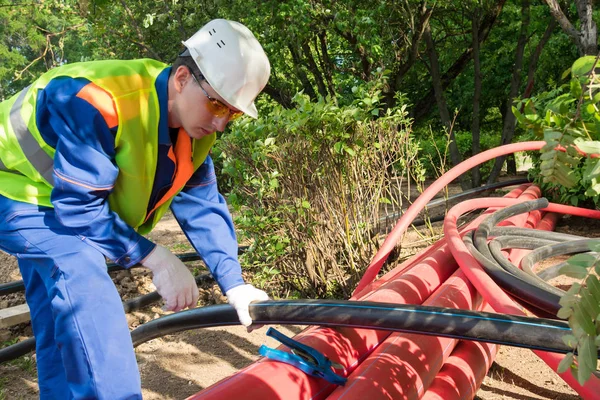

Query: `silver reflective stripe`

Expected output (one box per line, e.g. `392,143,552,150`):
9,85,54,185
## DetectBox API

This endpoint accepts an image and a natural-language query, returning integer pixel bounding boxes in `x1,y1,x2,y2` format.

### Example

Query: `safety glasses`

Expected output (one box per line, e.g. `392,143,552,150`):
191,74,244,121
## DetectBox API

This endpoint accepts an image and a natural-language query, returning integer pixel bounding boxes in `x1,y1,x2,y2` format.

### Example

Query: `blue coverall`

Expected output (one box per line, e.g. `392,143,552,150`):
0,67,244,399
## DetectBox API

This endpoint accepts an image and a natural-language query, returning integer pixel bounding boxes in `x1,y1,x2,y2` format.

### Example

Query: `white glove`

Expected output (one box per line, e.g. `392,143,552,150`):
142,245,199,312
225,284,269,326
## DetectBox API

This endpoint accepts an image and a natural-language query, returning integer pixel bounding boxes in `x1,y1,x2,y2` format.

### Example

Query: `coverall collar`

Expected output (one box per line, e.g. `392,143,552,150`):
156,66,172,145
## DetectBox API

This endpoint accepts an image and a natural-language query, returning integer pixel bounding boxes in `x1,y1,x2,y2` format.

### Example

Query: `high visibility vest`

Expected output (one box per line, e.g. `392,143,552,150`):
0,59,215,234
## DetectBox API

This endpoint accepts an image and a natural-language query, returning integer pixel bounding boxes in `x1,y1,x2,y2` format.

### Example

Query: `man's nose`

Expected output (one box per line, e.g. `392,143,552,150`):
212,115,229,132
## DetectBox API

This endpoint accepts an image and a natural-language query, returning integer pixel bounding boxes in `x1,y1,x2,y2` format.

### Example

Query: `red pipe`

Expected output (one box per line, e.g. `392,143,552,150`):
327,187,537,400
353,141,545,295
423,197,549,400
327,271,481,400
352,183,530,300
444,197,600,398
421,302,498,400
536,211,561,232
420,336,498,400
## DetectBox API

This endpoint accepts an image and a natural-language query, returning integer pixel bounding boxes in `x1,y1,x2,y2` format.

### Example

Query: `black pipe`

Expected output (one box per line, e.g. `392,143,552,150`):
122,272,212,313
381,178,530,223
0,337,35,363
1,299,579,364
129,300,575,354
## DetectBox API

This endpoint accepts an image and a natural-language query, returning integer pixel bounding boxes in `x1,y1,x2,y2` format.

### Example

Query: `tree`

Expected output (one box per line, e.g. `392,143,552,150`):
0,0,87,100
487,0,531,184
471,3,483,187
544,0,597,56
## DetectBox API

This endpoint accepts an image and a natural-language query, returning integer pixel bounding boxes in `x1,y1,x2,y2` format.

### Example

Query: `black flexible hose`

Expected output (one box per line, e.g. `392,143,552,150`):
489,226,587,242
381,178,530,223
463,231,557,319
520,240,598,277
129,300,576,354
472,199,568,316
464,198,600,319
487,226,593,282
0,273,213,363
488,236,565,296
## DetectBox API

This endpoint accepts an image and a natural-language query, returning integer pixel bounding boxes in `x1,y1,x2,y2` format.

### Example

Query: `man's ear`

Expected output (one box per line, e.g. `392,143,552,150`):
173,66,191,93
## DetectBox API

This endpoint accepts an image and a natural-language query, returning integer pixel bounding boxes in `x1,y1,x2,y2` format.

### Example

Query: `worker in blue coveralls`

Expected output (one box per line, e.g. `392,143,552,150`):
0,19,270,399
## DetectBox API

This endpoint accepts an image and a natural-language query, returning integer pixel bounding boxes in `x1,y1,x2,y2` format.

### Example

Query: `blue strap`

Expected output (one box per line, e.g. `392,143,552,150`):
259,327,347,386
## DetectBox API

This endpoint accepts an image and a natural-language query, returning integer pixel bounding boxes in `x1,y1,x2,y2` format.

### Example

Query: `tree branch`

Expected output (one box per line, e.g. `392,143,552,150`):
301,42,328,98
413,0,507,121
118,0,160,59
543,0,580,44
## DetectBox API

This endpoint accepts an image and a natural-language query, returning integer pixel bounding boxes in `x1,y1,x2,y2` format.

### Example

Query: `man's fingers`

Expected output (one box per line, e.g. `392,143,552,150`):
183,287,193,309
190,287,199,309
254,290,269,301
236,306,252,327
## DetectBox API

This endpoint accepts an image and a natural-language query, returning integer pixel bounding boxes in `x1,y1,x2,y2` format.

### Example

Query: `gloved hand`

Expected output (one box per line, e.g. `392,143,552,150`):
225,284,269,326
142,245,199,312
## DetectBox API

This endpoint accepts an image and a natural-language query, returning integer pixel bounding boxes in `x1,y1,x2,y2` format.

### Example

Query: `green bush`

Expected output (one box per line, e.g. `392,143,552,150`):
214,73,422,297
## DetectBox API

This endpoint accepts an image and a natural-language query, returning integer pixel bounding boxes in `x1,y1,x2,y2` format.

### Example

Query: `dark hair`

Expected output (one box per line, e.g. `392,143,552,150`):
170,49,204,79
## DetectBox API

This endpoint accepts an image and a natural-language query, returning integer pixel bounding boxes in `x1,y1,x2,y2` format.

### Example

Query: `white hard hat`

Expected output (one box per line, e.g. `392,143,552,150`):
182,19,270,118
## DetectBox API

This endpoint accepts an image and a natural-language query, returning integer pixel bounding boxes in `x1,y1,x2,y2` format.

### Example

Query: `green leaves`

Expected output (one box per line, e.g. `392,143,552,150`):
557,352,574,374
518,56,600,208
574,138,600,155
557,251,600,385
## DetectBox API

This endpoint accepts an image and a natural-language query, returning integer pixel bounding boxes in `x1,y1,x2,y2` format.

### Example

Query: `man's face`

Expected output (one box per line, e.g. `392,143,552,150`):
171,66,241,139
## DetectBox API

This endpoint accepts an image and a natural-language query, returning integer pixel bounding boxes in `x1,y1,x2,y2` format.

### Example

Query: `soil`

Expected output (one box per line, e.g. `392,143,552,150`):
0,181,592,400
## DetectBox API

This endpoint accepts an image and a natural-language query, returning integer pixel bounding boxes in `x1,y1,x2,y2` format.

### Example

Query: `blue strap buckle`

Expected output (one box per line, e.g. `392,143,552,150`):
259,327,347,386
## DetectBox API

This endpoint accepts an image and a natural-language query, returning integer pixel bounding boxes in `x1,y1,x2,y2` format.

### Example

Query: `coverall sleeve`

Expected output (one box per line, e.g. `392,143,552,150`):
45,79,155,267
170,155,245,293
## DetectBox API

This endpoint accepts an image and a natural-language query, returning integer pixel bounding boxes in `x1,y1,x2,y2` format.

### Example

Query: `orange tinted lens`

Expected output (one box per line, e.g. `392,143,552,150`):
205,99,230,117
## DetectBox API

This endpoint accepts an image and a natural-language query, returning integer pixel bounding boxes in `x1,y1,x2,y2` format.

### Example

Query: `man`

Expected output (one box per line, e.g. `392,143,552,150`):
0,19,269,399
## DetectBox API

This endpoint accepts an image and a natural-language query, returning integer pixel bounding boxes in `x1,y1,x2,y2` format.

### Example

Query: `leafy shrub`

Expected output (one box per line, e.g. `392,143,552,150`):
515,56,600,384
515,55,600,208
214,74,422,297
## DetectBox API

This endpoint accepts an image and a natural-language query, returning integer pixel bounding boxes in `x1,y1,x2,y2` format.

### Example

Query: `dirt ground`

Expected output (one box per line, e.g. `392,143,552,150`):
0,184,591,400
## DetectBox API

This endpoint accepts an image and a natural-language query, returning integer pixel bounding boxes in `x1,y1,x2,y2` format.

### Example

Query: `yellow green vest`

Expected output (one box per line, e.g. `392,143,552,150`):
0,59,215,234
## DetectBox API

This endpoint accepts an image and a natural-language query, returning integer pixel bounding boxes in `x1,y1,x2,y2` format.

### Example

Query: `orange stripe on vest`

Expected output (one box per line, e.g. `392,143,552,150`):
144,128,194,222
76,82,119,129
